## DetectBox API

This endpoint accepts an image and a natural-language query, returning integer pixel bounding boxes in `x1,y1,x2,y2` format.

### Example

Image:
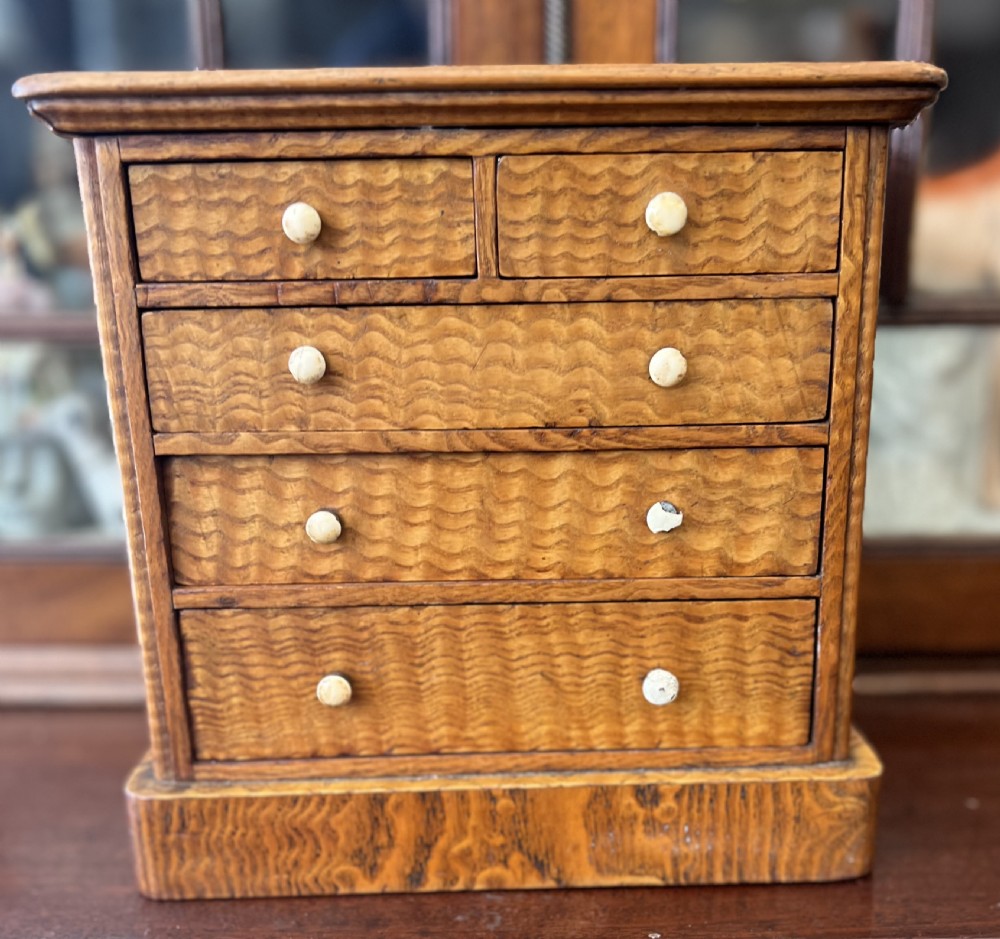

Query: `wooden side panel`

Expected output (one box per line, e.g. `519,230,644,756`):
181,600,816,761
571,0,659,63
126,732,881,899
129,160,476,281
142,300,833,433
497,151,844,277
163,449,825,586
77,138,192,779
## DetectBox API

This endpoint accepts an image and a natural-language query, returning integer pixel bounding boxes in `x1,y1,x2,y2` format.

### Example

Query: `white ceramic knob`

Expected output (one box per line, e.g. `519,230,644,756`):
645,191,688,237
642,668,680,706
316,674,353,708
646,500,683,534
282,201,322,244
288,345,327,385
305,509,343,544
648,347,688,388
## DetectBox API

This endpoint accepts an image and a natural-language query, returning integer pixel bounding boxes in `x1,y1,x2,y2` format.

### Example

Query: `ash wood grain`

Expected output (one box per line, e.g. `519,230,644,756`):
14,63,946,134
126,731,880,899
78,138,191,779
172,575,822,611
181,599,815,761
836,127,891,756
152,423,830,456
813,127,871,763
129,159,475,282
134,272,841,308
497,151,843,277
117,126,848,162
142,300,832,434
163,448,824,586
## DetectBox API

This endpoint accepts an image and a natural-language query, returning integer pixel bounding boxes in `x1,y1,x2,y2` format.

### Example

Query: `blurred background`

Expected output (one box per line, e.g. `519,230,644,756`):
1,0,998,702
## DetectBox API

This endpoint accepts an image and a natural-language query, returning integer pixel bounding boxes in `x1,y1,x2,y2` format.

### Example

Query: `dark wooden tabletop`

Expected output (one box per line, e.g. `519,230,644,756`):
2,693,998,939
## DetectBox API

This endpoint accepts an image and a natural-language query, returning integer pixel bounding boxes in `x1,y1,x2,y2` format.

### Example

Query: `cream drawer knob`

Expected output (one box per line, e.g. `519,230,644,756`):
646,500,683,534
288,345,327,385
316,674,353,708
305,509,343,544
282,201,322,244
645,191,688,236
642,668,680,706
648,347,688,388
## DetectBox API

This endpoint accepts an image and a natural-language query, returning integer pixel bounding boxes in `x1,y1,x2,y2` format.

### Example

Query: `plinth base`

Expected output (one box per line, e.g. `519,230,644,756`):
126,731,881,899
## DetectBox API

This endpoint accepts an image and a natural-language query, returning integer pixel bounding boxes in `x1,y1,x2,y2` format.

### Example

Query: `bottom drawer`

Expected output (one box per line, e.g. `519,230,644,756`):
181,599,816,762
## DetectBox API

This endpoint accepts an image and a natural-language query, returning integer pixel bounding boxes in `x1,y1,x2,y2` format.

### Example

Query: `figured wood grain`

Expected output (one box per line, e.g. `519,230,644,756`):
152,424,830,456
172,575,822,611
116,126,848,162
129,159,475,282
125,731,880,899
813,127,871,762
13,63,946,134
142,300,833,434
181,599,815,761
164,448,824,586
78,138,191,779
497,151,843,277
836,127,891,756
134,272,841,309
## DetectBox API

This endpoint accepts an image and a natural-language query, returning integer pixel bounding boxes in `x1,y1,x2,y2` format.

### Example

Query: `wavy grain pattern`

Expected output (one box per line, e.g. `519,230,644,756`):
164,448,824,586
143,300,833,433
497,151,843,277
129,159,476,282
181,599,815,760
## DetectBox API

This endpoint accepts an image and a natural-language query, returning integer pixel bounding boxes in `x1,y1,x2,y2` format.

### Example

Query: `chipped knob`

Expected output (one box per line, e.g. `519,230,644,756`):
646,500,683,534
648,347,688,388
642,668,680,706
282,201,322,244
288,345,327,385
316,674,353,708
645,191,688,236
305,509,343,544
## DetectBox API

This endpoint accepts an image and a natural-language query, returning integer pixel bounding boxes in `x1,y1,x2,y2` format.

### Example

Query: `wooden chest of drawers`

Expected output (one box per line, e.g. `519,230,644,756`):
15,63,945,899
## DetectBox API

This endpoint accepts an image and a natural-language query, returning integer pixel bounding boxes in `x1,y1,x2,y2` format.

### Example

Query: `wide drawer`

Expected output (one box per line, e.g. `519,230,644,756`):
128,159,476,281
497,151,843,277
181,599,816,761
143,299,833,433
164,448,824,586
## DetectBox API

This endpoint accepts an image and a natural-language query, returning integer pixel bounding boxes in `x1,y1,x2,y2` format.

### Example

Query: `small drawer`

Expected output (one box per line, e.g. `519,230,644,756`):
163,448,824,586
181,599,817,761
496,151,843,277
143,299,833,433
128,159,476,281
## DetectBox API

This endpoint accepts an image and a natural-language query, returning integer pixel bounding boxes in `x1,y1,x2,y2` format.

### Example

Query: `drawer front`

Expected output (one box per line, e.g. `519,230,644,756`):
164,448,824,586
143,299,833,433
181,599,817,761
129,159,476,281
497,151,843,277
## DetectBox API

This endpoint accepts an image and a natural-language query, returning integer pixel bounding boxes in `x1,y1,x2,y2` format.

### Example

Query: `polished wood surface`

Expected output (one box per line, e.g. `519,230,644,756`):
126,731,878,899
181,600,815,761
129,160,476,282
135,272,842,309
142,300,833,433
497,151,843,277
164,449,824,586
13,63,947,134
3,695,995,935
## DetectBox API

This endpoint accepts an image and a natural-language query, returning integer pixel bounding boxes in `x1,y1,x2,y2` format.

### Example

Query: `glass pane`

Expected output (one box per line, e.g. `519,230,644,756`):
865,327,1000,537
219,0,430,68
0,342,123,545
677,0,897,63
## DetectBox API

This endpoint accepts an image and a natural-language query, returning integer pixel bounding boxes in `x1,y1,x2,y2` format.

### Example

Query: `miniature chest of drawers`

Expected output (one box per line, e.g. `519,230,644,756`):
16,63,945,899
